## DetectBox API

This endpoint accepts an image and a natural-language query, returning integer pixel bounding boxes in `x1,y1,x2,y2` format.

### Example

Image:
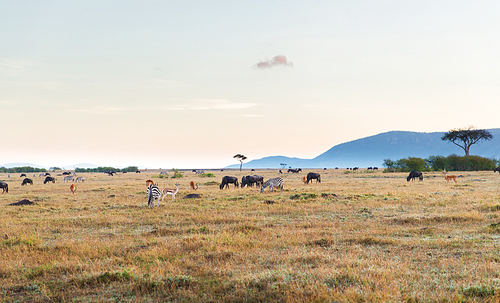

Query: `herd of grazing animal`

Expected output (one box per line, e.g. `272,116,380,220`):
4,166,498,208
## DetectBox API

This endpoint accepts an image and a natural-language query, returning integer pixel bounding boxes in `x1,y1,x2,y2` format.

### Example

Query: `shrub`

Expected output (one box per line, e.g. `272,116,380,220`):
171,168,183,179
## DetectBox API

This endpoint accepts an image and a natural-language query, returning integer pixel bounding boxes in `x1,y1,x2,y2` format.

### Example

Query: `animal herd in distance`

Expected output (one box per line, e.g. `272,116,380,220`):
3,167,496,207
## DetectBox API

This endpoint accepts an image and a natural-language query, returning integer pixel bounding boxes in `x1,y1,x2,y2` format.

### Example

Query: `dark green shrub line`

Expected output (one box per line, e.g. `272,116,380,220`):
383,155,497,172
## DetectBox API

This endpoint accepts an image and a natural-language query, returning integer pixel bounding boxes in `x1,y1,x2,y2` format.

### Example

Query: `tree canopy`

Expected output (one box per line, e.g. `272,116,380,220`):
441,126,492,157
233,154,247,171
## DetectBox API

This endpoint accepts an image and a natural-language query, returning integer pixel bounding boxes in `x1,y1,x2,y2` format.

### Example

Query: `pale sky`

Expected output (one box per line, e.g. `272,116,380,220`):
2,1,500,169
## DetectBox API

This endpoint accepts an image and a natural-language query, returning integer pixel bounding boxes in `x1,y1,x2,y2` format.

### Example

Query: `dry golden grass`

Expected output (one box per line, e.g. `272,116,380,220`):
1,169,500,302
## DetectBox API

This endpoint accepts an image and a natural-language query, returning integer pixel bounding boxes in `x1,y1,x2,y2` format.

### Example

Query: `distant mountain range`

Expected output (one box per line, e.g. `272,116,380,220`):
226,129,500,169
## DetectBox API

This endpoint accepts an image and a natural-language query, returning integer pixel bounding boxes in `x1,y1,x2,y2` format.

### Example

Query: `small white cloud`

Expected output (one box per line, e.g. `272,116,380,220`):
0,58,31,69
254,55,293,69
170,99,257,111
242,114,264,118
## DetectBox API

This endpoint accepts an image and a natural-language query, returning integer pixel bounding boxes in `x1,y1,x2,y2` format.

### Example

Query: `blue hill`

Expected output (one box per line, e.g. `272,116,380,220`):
227,129,500,169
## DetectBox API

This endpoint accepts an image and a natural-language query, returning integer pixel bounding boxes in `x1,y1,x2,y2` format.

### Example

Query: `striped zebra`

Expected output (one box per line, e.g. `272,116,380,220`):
63,176,74,183
147,184,162,207
260,177,284,193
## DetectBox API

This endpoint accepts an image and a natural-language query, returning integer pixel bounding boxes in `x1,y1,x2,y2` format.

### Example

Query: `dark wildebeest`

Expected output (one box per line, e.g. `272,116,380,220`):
220,176,239,189
21,178,33,186
44,173,51,176
44,176,56,184
306,172,321,184
0,181,8,193
407,171,423,182
104,171,116,176
494,167,500,173
62,172,72,175
241,175,264,188
288,168,302,173
253,175,264,187
20,173,26,177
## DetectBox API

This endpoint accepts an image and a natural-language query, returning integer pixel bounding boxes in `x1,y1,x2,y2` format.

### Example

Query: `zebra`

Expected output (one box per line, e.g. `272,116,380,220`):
195,170,205,175
260,177,284,193
63,176,74,183
75,176,84,182
147,184,162,207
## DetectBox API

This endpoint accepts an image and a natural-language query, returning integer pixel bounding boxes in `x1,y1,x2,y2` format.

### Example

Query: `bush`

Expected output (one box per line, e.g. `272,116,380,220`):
384,155,496,172
171,168,183,179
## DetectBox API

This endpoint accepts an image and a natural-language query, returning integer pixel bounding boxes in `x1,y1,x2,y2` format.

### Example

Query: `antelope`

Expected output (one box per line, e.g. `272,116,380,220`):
70,183,76,194
443,169,457,184
146,180,155,186
190,181,198,190
303,176,307,184
162,183,180,201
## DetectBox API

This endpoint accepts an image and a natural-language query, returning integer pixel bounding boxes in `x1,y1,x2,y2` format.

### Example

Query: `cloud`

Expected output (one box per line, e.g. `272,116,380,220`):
170,99,257,111
0,58,31,69
66,107,134,115
242,114,264,118
254,55,293,69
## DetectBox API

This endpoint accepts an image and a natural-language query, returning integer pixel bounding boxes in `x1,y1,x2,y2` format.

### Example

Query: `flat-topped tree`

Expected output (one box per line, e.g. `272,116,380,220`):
233,154,247,171
441,126,492,157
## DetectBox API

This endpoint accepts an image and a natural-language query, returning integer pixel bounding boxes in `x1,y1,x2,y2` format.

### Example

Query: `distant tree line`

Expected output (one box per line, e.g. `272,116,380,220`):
75,166,138,173
383,155,498,173
0,166,48,173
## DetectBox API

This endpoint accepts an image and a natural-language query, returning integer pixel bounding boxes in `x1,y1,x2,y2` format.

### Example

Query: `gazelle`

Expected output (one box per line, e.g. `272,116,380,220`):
302,176,307,184
70,183,76,194
162,183,180,201
146,180,155,186
443,169,457,184
190,181,198,190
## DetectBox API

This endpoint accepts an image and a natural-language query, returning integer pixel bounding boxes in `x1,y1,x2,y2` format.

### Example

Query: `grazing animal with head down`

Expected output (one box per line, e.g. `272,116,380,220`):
21,178,33,186
0,181,8,193
303,176,307,184
146,180,155,186
443,170,457,184
260,177,284,193
288,168,301,173
63,175,74,183
70,183,76,194
44,176,55,184
407,171,423,182
162,184,180,201
220,176,239,189
306,172,321,184
494,167,500,173
20,173,26,177
75,176,84,182
190,181,198,190
147,184,162,207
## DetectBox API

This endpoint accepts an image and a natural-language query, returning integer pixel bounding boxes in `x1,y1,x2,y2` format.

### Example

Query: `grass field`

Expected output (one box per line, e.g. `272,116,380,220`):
1,169,500,302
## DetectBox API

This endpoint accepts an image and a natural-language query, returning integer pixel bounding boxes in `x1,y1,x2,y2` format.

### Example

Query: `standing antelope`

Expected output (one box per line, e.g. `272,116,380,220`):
443,169,457,184
190,181,198,190
70,183,76,194
162,184,180,201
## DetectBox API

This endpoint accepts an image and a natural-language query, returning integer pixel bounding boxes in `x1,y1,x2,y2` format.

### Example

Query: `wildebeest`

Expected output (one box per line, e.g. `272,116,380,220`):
288,168,302,173
306,172,321,184
21,178,33,186
62,172,72,175
494,167,500,173
0,181,8,193
20,173,26,177
241,175,264,188
407,171,423,182
104,171,116,176
220,176,239,189
44,173,51,176
44,176,56,184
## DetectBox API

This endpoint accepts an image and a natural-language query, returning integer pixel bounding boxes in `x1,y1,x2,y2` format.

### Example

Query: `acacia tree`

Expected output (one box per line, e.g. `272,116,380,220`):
441,126,492,157
233,154,247,171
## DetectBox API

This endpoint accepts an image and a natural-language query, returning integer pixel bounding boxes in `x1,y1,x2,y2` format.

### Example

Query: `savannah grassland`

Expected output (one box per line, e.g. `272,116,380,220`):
1,169,500,302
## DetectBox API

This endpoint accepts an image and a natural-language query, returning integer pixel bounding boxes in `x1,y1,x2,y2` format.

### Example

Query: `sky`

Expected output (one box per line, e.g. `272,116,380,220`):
1,1,500,169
